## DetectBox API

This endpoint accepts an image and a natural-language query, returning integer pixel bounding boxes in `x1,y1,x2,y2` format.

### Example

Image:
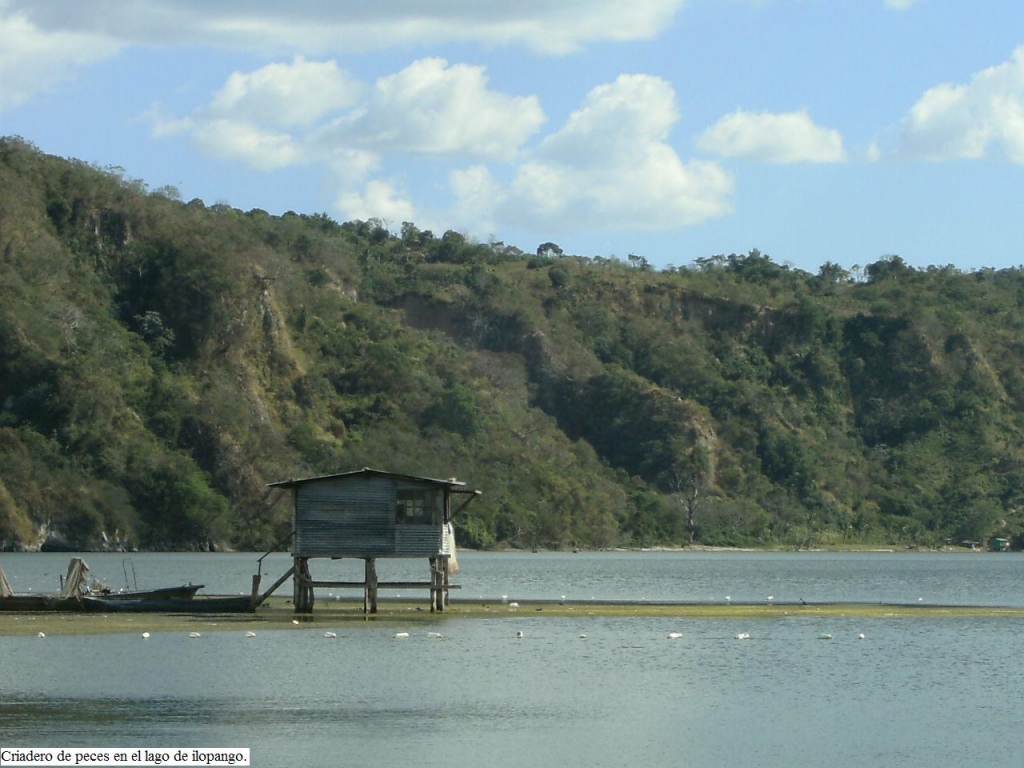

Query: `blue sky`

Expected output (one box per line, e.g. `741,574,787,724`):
2,0,1023,273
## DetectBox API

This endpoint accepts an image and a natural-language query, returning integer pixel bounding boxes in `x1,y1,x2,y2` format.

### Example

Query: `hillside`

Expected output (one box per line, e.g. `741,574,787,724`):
3,136,1024,552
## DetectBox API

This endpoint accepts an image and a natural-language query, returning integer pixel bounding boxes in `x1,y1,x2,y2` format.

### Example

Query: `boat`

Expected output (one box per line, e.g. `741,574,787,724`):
91,584,204,601
0,558,211,613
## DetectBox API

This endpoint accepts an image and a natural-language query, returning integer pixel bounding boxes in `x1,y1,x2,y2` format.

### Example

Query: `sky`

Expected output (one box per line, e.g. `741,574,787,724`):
2,0,1024,274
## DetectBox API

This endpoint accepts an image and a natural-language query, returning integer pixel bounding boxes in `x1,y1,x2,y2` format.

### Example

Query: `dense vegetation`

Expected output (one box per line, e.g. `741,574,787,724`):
3,136,1024,552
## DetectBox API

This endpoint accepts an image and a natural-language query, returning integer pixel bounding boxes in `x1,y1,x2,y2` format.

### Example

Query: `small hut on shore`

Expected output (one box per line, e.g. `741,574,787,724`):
261,468,480,613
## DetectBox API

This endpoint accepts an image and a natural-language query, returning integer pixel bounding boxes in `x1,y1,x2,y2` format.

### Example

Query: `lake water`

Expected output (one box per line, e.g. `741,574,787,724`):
2,550,1024,767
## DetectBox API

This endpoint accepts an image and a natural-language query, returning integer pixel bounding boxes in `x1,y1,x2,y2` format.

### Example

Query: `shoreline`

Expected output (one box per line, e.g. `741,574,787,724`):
3,542,1008,556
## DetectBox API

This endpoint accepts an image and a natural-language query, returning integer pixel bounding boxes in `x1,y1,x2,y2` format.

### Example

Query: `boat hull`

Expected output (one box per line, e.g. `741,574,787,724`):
80,595,254,613
0,595,85,612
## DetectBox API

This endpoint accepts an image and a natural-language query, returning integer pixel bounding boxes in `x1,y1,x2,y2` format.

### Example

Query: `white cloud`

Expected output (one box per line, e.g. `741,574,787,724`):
144,103,193,138
150,115,194,139
894,46,1024,162
325,148,381,185
450,165,506,232
884,0,921,9
322,58,545,162
160,57,543,169
210,56,362,129
2,0,683,112
451,74,733,233
148,60,730,236
335,179,417,224
540,74,680,165
697,109,847,163
0,6,119,113
2,0,683,56
191,119,304,171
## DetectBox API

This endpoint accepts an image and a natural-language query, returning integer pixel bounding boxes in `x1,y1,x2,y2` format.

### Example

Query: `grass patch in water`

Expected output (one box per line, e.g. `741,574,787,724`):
2,597,1023,636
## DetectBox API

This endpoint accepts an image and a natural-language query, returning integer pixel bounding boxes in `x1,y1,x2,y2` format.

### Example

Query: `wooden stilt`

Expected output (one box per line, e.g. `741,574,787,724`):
428,557,435,612
430,557,445,613
294,557,314,614
364,557,378,614
442,556,451,607
287,555,457,614
250,572,261,609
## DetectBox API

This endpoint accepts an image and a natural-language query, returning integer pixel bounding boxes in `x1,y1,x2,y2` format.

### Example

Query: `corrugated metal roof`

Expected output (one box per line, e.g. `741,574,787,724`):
268,467,469,490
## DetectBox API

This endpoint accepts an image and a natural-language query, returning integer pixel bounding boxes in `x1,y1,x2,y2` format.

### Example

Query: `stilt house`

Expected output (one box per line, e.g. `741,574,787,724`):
264,468,480,613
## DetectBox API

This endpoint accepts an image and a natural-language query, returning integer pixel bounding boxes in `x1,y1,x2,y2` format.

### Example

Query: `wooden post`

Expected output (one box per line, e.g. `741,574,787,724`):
250,572,262,609
430,557,444,613
442,556,451,607
429,557,436,613
364,557,378,614
294,557,314,614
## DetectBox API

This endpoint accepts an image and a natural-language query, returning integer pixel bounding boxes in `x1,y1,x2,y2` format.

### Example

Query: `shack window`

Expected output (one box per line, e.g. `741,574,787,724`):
396,488,434,525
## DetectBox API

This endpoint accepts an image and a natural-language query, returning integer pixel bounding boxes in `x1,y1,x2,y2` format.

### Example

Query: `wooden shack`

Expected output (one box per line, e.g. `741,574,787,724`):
264,468,480,613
